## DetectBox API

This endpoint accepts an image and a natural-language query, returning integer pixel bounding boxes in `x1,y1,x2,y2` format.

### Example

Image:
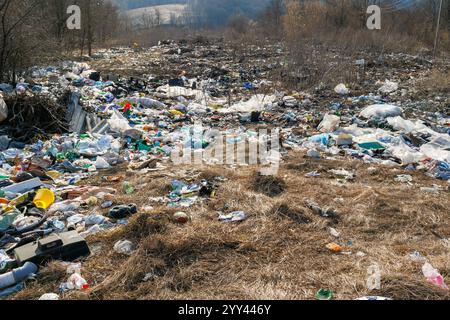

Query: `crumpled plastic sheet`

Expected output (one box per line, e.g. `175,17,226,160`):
428,161,450,180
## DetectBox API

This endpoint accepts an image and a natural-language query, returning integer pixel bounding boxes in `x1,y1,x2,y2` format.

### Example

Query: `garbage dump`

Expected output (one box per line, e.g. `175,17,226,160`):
0,39,448,301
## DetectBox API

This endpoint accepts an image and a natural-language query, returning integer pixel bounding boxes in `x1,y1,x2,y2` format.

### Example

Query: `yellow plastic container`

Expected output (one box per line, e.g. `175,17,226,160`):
33,189,55,209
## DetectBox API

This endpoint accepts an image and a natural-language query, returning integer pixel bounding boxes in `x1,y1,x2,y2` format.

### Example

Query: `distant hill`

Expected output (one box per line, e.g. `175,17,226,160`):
113,0,187,10
114,0,273,27
189,0,272,27
127,4,187,25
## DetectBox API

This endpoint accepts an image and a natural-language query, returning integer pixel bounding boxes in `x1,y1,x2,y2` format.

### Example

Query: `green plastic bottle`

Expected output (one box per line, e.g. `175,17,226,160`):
316,289,333,300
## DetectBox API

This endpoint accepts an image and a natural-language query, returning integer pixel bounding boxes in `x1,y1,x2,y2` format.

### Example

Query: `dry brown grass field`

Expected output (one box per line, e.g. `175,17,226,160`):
13,152,450,300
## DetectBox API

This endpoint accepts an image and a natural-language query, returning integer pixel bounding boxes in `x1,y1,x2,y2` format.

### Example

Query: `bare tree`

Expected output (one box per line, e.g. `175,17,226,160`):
170,12,177,26
141,12,157,30
0,0,41,82
260,0,284,38
446,0,450,31
154,8,161,27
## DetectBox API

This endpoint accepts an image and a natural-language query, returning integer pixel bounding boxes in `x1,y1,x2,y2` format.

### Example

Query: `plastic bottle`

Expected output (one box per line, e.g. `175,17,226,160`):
316,288,333,300
67,273,89,290
33,189,55,209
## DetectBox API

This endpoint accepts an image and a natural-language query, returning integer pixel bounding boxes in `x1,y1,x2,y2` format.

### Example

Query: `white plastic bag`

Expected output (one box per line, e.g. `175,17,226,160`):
108,109,131,133
114,240,134,255
420,136,450,163
318,114,340,133
127,97,166,109
334,83,349,95
187,102,208,114
388,142,426,165
379,80,398,94
95,156,111,169
387,116,423,133
360,104,403,119
219,95,276,114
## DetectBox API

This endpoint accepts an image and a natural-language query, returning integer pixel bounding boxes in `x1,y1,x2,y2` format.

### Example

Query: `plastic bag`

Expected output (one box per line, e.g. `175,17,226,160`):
95,156,111,169
388,142,425,165
79,225,102,238
187,103,208,114
219,95,276,114
334,83,349,95
85,214,106,226
379,80,398,94
126,97,166,109
360,104,403,119
218,211,247,222
422,263,449,290
387,116,423,133
108,109,131,133
318,114,340,133
420,136,450,163
49,201,81,214
114,240,134,255
309,134,330,146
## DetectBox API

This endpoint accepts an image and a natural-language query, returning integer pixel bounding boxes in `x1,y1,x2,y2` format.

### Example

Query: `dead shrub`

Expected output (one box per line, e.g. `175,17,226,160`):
251,174,286,197
121,213,169,240
272,203,311,224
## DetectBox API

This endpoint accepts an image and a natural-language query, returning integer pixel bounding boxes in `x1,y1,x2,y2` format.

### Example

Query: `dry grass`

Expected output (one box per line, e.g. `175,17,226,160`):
419,69,450,95
12,152,450,300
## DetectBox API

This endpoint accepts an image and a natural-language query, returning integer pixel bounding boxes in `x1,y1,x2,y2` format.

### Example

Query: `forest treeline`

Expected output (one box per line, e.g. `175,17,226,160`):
1,0,449,82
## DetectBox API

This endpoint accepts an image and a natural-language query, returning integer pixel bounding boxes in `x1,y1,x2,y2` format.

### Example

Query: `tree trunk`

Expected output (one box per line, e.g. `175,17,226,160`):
87,0,92,57
80,28,86,57
447,0,450,32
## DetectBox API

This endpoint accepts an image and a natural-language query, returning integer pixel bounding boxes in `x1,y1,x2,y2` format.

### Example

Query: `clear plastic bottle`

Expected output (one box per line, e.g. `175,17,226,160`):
67,273,89,290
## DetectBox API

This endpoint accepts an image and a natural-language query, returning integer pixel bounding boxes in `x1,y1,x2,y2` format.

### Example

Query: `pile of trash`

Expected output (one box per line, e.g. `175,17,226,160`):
0,40,448,300
301,103,450,181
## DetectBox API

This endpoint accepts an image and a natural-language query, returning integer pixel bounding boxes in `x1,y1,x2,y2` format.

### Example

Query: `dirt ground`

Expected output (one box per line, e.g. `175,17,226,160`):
13,152,450,300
